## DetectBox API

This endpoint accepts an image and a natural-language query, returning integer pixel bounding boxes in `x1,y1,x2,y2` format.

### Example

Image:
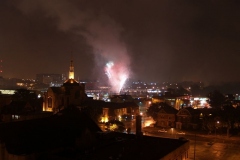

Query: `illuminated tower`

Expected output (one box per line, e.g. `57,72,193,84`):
69,60,74,79
63,59,79,86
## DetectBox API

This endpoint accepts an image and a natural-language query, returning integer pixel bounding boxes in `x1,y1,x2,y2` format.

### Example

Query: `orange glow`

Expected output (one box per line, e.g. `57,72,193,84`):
101,116,109,123
143,117,155,127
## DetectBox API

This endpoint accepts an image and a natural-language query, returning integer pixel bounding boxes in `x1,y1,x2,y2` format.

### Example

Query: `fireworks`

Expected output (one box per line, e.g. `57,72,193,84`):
105,61,128,93
105,61,114,79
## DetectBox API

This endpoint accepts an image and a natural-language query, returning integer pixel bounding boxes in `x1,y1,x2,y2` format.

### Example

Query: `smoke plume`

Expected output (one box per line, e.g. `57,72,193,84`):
16,0,131,93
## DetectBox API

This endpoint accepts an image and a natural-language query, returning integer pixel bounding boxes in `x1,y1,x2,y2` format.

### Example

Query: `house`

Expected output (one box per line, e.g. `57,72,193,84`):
0,101,52,122
152,95,191,110
110,94,135,103
82,96,139,123
102,102,139,122
176,107,200,129
156,105,178,128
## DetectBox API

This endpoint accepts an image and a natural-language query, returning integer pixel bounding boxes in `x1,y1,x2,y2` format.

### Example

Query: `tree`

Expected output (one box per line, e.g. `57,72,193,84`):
200,110,222,135
201,115,216,133
176,86,190,95
105,120,126,132
146,103,161,121
190,84,202,96
207,90,225,109
146,102,171,121
221,104,236,137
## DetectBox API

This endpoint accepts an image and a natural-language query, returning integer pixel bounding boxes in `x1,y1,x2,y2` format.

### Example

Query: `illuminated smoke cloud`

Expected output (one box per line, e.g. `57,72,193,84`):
16,0,131,93
81,14,130,93
105,61,128,93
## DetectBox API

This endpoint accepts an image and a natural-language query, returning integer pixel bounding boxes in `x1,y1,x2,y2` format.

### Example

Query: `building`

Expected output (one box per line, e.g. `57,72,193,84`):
175,96,191,110
110,94,135,103
101,102,139,122
189,97,210,109
0,100,51,122
36,73,63,86
156,105,178,128
152,94,211,110
176,107,201,129
152,95,179,107
42,60,87,112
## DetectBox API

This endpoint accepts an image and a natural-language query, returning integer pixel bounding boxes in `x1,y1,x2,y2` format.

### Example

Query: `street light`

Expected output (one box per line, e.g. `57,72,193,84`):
215,121,220,140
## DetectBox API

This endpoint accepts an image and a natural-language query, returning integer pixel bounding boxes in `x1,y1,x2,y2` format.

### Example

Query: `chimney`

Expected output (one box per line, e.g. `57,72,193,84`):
136,115,143,136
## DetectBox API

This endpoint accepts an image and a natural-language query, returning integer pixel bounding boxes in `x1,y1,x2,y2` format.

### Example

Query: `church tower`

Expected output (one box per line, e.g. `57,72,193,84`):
63,59,79,86
69,60,74,79
43,59,86,112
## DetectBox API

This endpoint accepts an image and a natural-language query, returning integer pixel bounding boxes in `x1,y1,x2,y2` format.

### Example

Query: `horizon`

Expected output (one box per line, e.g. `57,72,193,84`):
1,0,240,84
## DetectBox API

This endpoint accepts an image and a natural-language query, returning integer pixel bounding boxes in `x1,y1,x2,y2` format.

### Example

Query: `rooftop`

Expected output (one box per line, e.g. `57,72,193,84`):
0,108,189,159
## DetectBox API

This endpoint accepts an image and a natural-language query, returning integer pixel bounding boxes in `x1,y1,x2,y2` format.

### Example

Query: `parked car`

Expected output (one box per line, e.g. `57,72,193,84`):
177,131,186,135
158,129,167,133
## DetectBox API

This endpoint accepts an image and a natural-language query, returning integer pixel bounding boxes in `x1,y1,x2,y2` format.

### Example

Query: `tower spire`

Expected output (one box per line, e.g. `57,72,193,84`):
69,59,74,79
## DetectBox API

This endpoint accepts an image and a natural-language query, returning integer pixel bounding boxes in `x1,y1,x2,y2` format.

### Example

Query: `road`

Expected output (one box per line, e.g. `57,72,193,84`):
101,120,240,159
143,128,240,160
188,140,240,160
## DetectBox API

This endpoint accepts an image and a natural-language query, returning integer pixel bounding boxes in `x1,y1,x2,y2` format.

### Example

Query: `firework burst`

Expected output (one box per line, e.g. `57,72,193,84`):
105,61,128,93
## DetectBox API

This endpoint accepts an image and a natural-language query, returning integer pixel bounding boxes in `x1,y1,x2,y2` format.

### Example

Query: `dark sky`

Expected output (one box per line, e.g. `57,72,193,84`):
1,0,240,83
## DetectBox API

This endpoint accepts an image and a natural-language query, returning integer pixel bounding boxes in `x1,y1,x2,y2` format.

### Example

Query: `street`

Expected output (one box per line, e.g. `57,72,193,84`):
188,140,240,160
100,120,240,160
142,127,240,160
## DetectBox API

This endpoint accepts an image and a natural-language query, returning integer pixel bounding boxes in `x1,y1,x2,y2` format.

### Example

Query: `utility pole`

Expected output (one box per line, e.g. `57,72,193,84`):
194,133,196,160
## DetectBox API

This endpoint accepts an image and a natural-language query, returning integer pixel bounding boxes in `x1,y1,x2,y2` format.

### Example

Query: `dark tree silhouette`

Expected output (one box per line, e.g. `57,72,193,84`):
176,86,190,95
221,104,237,137
146,103,160,121
201,115,216,133
146,102,171,121
190,84,203,96
207,90,225,109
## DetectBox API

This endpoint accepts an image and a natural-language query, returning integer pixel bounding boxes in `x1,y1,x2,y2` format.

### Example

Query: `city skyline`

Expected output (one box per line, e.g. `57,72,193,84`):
1,0,240,83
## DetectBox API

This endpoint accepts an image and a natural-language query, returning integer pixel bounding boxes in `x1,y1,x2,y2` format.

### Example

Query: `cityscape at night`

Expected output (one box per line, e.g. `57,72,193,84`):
1,0,240,160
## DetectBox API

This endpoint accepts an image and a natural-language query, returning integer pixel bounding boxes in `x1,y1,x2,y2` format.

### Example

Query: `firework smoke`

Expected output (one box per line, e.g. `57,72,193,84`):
16,0,131,93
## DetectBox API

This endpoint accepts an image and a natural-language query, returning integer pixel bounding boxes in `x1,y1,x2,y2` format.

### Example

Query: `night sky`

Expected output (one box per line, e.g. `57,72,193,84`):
1,0,240,83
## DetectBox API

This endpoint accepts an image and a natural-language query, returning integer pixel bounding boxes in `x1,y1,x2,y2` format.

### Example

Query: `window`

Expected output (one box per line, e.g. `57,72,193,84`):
12,115,20,120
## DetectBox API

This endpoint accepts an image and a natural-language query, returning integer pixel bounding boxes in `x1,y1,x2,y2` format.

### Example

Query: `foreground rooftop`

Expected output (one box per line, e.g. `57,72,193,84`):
0,108,189,160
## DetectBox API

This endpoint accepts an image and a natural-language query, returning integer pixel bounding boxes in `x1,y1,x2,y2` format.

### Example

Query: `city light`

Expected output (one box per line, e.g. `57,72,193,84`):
101,116,109,123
